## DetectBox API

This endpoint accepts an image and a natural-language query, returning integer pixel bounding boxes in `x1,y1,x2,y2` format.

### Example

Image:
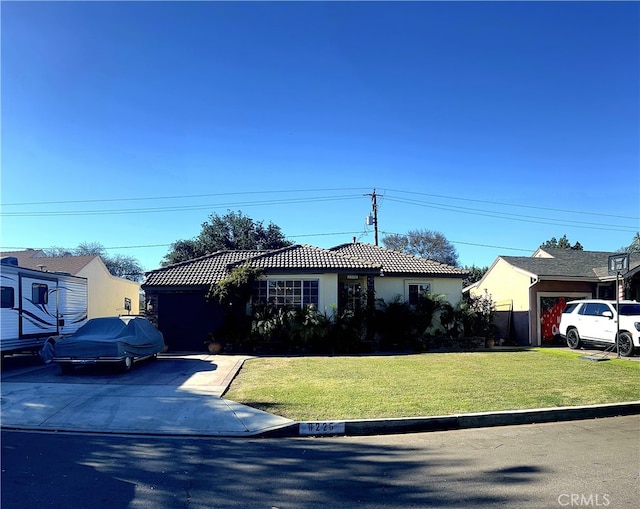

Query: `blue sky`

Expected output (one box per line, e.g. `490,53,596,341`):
2,1,638,272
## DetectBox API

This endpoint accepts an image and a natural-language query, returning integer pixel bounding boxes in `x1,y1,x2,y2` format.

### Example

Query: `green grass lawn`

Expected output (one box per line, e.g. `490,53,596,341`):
223,349,640,420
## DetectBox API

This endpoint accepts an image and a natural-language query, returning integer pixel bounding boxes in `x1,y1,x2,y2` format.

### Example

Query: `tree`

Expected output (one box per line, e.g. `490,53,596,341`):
540,234,583,250
44,242,144,282
620,233,640,253
463,265,488,288
382,229,460,266
161,239,205,266
162,210,292,266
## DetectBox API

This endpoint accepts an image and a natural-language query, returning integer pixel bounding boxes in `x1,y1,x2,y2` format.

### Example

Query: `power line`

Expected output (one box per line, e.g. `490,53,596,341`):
3,186,638,224
383,188,640,221
378,232,535,255
0,233,538,256
0,194,364,217
1,187,371,207
383,196,638,233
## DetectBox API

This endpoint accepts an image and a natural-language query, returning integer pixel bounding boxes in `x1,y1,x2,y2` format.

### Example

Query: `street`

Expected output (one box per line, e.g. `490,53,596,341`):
2,415,638,508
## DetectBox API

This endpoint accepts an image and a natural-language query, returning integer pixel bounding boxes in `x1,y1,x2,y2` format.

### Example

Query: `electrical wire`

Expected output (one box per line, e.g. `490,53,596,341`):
383,196,638,233
0,187,372,207
0,194,364,217
383,188,640,221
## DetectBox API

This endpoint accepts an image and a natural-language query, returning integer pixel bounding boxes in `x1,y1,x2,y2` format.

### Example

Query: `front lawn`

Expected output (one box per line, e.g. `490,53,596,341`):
223,349,640,420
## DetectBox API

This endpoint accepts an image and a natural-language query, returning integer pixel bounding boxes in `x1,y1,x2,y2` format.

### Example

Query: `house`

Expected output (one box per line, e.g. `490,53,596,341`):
466,248,640,346
142,242,468,351
0,249,141,318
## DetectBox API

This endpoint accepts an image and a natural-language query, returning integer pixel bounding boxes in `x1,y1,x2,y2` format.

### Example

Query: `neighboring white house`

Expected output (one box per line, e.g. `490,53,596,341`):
0,250,140,318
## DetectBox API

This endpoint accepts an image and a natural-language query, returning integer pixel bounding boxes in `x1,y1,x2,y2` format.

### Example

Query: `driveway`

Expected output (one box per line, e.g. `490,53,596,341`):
0,353,293,436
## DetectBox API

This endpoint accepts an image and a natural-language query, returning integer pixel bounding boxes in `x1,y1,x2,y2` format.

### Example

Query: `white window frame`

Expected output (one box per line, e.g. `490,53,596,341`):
405,281,432,306
253,278,320,309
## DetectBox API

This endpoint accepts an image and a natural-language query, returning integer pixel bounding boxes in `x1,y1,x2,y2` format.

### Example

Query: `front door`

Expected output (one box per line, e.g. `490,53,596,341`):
338,279,364,313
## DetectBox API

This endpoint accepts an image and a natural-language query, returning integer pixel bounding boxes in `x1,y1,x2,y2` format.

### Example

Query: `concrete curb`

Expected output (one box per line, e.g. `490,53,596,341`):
260,401,640,437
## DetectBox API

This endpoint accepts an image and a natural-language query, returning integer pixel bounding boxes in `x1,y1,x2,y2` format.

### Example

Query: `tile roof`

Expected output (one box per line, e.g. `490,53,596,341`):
502,249,640,280
1,250,97,276
142,250,267,287
232,244,381,272
330,242,468,277
143,245,382,288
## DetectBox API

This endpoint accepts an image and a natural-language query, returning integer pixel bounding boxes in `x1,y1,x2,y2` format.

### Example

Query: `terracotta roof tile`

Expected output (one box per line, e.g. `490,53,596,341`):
142,243,469,288
142,250,267,287
330,242,468,277
233,244,381,272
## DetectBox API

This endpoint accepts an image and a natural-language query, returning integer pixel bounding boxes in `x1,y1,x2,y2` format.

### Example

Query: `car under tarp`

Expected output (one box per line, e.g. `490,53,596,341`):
52,317,165,360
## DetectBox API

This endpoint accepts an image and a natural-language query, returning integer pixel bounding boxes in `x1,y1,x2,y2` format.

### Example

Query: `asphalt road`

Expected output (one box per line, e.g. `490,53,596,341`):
2,415,638,509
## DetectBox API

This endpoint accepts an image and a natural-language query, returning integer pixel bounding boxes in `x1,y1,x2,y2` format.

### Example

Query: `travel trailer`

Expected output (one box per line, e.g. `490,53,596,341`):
1,257,88,355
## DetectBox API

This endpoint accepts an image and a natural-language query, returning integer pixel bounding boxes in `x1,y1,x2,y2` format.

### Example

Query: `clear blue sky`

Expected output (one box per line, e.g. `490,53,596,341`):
2,1,638,272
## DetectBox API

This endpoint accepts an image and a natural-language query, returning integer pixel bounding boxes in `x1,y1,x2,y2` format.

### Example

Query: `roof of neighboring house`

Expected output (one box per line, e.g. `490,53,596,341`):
1,249,46,266
501,249,640,280
466,249,640,292
0,250,98,276
330,242,468,277
142,250,268,287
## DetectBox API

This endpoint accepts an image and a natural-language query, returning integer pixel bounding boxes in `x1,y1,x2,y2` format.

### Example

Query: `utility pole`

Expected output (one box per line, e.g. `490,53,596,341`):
366,189,379,246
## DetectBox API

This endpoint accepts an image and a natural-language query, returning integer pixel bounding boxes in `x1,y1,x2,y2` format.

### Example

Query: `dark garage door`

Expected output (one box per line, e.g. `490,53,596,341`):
157,292,224,351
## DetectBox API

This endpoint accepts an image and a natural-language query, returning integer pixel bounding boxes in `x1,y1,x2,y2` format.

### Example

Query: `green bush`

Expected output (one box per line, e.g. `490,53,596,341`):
217,289,497,354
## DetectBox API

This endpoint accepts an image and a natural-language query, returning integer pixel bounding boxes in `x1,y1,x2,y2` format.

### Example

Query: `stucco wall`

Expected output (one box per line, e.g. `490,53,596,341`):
374,276,463,306
77,258,141,318
470,258,532,312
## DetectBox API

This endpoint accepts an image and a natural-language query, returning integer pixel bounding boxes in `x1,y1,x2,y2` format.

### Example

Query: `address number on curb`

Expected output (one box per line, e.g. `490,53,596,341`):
299,421,346,435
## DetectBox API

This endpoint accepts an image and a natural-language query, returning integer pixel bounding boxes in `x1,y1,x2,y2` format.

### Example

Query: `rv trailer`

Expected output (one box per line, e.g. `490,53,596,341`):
1,257,88,355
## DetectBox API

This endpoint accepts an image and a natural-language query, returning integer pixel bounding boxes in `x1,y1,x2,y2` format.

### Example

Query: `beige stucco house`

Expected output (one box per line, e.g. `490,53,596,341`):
0,250,140,318
142,242,468,351
467,248,640,346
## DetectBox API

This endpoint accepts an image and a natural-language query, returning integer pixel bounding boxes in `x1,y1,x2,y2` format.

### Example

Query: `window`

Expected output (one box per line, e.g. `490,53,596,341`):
562,302,580,314
1,286,14,308
580,303,610,316
253,279,319,308
408,283,431,306
32,283,48,305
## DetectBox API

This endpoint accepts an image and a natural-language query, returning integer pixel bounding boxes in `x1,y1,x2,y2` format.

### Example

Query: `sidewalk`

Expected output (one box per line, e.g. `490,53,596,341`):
1,352,638,438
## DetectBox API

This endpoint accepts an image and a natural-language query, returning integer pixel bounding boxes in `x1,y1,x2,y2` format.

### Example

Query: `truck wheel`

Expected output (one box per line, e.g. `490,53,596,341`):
566,328,581,349
618,332,634,357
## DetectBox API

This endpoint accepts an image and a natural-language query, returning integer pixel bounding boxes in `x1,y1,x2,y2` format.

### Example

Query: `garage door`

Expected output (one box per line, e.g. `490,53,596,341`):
157,292,224,351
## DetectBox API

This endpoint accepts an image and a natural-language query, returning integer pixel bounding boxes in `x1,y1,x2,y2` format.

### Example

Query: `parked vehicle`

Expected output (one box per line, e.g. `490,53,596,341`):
50,316,165,373
558,299,640,357
1,257,88,355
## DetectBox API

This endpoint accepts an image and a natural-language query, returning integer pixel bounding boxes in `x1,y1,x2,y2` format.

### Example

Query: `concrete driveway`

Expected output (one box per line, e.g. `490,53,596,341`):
0,353,293,437
2,348,637,438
